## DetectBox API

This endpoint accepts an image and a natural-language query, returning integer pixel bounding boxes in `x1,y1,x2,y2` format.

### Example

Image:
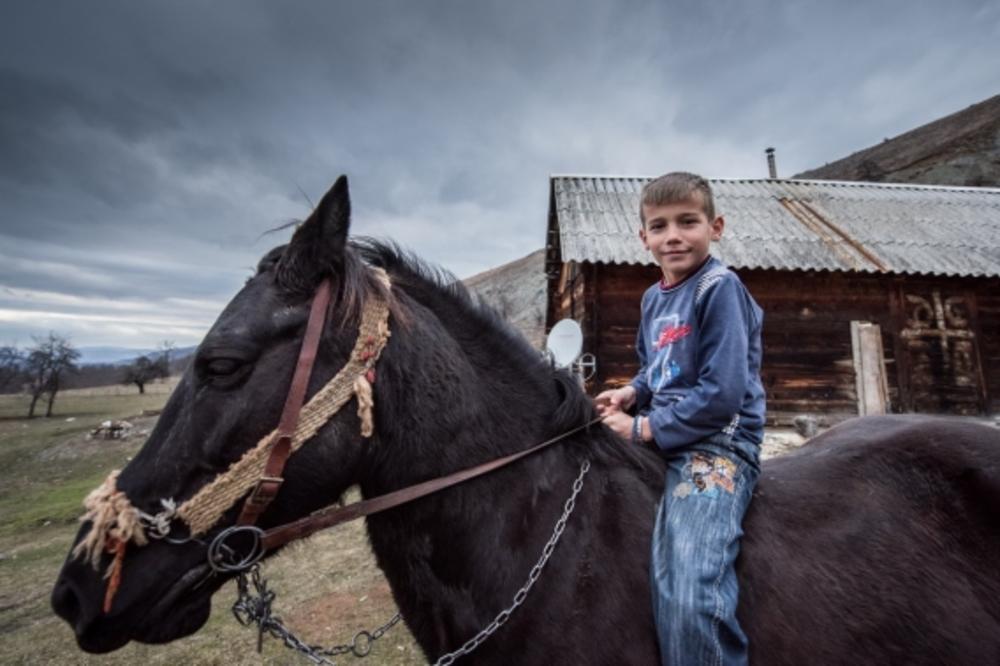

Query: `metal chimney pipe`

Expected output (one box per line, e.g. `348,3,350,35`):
765,147,777,179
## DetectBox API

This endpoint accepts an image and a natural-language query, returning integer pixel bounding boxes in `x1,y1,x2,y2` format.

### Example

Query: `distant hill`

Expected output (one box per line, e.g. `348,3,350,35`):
795,94,1000,186
464,249,546,349
59,345,197,391
76,345,196,366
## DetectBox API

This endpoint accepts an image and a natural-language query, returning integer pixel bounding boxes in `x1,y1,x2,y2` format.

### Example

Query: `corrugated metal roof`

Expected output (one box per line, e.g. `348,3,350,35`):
551,176,1000,277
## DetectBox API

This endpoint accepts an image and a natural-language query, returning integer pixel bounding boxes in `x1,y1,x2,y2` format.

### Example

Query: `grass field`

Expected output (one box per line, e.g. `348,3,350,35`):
0,387,424,665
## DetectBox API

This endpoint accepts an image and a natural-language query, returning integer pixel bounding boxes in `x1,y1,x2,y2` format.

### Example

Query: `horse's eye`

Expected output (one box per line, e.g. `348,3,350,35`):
196,344,257,387
205,358,242,377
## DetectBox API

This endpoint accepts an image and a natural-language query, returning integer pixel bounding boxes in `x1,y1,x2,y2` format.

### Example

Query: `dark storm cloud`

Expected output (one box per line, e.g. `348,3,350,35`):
0,0,998,346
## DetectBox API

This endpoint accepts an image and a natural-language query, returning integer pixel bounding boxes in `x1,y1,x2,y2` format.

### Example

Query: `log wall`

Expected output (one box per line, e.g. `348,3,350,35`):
549,263,1000,420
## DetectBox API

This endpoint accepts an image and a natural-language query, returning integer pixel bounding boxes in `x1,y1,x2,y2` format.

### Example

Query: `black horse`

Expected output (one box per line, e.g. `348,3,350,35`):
53,177,1000,664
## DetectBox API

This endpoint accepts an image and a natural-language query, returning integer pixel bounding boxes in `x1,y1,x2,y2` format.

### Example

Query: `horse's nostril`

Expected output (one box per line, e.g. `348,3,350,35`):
51,576,82,624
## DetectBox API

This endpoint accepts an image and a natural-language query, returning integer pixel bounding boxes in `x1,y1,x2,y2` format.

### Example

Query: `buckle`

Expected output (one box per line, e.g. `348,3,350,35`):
245,476,284,507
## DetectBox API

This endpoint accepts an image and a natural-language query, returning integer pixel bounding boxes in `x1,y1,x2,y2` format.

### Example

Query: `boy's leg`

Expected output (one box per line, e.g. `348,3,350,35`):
650,447,759,666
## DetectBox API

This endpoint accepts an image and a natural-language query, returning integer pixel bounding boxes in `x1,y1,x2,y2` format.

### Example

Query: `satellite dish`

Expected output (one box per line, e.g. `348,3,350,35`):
546,319,583,368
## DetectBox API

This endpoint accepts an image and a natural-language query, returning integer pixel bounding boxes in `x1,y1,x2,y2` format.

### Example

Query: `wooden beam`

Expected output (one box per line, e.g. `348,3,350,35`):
851,321,890,415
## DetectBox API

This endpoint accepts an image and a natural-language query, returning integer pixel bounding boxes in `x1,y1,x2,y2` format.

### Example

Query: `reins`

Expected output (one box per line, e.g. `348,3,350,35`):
257,414,603,552
231,457,594,666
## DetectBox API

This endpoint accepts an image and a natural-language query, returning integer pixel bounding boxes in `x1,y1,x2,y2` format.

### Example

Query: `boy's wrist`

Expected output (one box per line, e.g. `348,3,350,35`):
628,381,648,409
622,384,638,408
632,415,651,444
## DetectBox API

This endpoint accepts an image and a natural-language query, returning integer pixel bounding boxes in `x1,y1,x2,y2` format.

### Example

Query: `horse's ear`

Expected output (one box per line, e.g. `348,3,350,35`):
277,175,351,293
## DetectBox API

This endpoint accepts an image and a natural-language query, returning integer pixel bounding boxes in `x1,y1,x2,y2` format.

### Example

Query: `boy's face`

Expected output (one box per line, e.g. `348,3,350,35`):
639,195,724,285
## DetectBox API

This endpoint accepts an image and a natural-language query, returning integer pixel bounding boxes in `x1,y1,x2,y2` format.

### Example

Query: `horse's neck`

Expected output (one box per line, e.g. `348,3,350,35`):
359,290,664,660
359,299,592,637
364,440,588,654
363,425,661,661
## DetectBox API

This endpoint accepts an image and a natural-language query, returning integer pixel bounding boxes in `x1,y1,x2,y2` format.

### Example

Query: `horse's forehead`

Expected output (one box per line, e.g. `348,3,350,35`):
209,277,301,340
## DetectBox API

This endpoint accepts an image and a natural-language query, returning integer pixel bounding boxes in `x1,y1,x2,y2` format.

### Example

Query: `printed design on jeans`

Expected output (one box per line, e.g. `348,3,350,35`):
646,314,690,391
672,453,737,499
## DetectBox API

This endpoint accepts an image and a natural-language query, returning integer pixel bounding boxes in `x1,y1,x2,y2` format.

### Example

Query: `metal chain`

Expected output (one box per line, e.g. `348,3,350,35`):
432,459,591,666
229,459,590,665
232,566,403,665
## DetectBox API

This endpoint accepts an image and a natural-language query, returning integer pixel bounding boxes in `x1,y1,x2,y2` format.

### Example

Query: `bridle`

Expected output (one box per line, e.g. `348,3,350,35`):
74,269,390,608
235,274,335,527
74,267,598,619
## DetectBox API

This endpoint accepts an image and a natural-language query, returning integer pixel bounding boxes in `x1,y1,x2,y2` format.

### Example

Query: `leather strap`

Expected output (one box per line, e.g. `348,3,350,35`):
260,416,603,551
237,278,333,526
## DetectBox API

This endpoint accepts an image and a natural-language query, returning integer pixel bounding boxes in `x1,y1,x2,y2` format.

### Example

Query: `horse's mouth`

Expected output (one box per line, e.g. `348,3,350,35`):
132,562,219,644
66,561,218,653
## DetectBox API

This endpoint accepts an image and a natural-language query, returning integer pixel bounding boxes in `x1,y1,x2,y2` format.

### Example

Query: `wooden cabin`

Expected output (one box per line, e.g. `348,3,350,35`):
545,176,1000,423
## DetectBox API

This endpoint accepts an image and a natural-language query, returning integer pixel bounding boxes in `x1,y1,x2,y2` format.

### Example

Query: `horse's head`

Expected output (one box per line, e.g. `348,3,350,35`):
51,176,388,652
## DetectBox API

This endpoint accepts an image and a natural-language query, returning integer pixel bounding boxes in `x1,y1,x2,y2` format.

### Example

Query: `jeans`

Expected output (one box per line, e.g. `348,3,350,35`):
650,436,760,666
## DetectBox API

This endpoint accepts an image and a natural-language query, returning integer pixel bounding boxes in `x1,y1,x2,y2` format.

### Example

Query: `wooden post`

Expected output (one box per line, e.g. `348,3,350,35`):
851,321,890,415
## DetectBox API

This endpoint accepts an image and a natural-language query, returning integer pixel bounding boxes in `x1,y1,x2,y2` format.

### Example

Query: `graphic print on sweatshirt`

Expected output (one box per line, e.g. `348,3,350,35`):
645,313,692,392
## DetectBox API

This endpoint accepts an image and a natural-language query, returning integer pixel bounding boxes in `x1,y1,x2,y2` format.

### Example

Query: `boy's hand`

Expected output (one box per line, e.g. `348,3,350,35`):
594,385,637,416
602,411,635,440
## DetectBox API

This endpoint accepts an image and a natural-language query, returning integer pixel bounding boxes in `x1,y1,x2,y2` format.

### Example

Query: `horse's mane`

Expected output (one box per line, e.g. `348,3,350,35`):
259,237,659,473
352,239,661,474
353,238,541,365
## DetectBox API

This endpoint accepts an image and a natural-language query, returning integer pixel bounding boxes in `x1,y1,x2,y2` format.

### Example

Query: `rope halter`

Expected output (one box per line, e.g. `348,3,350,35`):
73,268,393,586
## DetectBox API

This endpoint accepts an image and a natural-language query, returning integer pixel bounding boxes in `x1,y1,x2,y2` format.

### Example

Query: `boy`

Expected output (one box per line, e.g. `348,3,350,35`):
596,172,765,666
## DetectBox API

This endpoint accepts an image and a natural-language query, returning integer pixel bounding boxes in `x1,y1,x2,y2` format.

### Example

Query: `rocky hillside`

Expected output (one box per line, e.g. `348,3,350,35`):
795,94,1000,187
463,249,546,349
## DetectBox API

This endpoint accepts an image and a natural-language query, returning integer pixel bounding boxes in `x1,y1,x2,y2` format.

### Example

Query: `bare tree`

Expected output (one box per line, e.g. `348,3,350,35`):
0,345,24,392
158,340,176,371
122,356,166,394
25,333,80,418
122,342,173,394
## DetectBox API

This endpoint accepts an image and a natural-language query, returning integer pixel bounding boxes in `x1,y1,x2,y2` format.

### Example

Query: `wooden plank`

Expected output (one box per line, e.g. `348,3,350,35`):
967,284,1000,414
889,280,913,412
851,321,890,415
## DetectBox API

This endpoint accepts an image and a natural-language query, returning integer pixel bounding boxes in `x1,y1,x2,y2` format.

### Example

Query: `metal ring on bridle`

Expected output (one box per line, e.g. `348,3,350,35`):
207,525,267,573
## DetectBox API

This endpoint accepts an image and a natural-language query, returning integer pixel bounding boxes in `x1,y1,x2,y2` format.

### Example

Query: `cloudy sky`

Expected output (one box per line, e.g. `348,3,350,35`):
1,0,998,350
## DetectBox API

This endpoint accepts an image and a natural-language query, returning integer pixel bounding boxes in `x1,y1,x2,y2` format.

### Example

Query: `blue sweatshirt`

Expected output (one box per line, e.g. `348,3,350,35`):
630,256,766,452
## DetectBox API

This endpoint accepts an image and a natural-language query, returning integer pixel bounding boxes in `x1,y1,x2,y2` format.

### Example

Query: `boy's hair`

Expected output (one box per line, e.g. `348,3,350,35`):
639,172,715,225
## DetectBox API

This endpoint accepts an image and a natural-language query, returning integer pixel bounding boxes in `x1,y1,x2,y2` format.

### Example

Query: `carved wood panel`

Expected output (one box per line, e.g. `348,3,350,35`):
899,289,985,414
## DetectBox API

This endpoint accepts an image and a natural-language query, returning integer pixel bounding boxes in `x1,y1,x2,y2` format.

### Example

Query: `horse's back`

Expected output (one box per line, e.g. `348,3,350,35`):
740,415,1000,665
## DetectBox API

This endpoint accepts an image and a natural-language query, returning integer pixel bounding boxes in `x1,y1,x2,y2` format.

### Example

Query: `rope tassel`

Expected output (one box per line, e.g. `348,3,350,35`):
73,471,147,570
103,538,127,613
354,373,375,437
